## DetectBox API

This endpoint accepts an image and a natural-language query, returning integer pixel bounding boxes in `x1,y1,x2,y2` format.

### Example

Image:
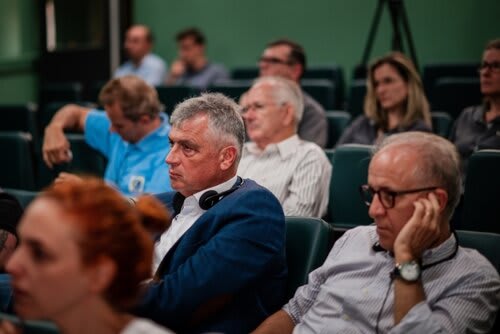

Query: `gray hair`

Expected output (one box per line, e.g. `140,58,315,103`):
170,93,245,162
252,76,304,127
373,132,462,221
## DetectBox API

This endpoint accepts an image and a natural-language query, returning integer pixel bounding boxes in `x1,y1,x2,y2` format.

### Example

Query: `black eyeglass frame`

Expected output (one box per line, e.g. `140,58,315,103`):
359,184,439,209
478,61,500,73
258,56,295,66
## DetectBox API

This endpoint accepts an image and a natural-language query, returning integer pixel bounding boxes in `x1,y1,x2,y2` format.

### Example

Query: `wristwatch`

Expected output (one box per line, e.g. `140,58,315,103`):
392,261,421,282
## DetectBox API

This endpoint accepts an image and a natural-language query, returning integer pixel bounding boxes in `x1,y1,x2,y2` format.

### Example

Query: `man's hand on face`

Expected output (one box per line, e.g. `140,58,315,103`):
393,192,441,262
170,60,186,79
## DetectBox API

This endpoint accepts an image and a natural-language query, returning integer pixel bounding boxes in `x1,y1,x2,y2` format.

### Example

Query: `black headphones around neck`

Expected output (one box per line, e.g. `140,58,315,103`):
173,177,244,215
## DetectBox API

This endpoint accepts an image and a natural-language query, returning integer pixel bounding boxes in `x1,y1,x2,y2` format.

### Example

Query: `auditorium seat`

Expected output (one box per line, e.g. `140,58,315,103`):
209,82,251,102
155,86,201,115
430,77,481,119
461,150,500,234
431,111,453,138
231,67,258,80
0,104,39,149
457,229,500,333
325,111,351,148
0,312,59,333
346,79,367,117
40,81,83,109
326,144,373,228
301,79,335,109
0,132,36,190
3,188,38,208
302,65,345,109
285,216,331,299
66,134,107,176
422,63,479,104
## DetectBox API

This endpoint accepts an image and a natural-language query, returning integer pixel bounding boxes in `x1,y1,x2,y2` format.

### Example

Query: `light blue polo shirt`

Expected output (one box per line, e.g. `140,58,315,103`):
84,110,172,196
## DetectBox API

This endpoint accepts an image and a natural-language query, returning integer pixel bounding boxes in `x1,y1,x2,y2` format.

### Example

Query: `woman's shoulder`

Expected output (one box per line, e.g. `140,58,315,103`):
121,318,175,334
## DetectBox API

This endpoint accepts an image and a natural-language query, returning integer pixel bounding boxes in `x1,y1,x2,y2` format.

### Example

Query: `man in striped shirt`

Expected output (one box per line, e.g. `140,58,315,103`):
253,132,500,333
238,76,332,218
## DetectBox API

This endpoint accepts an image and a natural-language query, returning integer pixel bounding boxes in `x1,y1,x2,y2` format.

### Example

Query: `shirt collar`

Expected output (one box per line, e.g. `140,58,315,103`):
131,112,170,152
472,106,487,124
421,232,457,266
244,134,300,160
191,175,239,206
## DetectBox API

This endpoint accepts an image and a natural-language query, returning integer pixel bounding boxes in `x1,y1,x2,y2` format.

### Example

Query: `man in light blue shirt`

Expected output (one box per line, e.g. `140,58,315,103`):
114,25,167,87
42,76,172,196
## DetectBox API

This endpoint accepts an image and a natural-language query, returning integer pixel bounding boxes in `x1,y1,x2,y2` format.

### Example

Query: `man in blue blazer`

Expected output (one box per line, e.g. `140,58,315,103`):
135,92,288,333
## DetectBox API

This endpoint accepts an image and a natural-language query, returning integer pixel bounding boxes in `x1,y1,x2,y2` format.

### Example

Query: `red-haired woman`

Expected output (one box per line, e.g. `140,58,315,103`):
0,177,173,334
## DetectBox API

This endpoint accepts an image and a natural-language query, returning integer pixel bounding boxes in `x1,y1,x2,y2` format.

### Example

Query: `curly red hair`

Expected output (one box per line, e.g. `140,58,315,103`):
41,177,170,309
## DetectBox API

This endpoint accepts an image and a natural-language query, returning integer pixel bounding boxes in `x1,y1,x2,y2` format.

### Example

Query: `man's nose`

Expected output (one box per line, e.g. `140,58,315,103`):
165,145,178,165
368,194,386,219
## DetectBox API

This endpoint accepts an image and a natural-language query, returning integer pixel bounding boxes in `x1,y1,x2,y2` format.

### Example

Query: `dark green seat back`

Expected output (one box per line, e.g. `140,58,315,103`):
346,79,367,117
0,312,59,333
325,111,351,148
209,82,251,102
3,188,38,208
303,65,345,109
431,111,453,138
327,144,372,228
301,79,335,109
422,63,479,104
0,132,36,190
156,86,200,115
431,77,481,119
66,134,107,176
462,150,500,233
285,217,331,299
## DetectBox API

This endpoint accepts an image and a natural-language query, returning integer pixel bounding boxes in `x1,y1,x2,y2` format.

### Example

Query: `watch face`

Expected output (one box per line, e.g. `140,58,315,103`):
400,262,421,281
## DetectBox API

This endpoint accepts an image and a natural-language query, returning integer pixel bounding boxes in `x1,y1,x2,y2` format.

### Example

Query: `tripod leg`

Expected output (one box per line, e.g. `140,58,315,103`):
361,0,385,65
399,2,419,69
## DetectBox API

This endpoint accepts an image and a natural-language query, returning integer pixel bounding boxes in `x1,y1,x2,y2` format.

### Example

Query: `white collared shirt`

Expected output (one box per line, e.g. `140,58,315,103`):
238,135,331,218
152,175,238,273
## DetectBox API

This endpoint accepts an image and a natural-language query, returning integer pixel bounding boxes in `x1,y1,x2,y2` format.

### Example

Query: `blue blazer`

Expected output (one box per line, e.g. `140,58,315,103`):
136,178,287,333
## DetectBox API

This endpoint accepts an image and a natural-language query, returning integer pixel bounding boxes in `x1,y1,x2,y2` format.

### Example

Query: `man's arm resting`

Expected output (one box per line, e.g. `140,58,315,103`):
42,104,90,168
252,310,295,334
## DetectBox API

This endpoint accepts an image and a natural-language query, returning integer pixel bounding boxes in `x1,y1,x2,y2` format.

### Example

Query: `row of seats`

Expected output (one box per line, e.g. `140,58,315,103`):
1,215,499,333
3,134,499,236
37,62,480,116
324,145,500,234
0,102,454,161
0,132,106,191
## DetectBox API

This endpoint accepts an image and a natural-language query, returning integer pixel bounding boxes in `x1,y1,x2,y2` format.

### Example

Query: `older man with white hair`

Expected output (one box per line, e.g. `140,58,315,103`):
238,76,331,218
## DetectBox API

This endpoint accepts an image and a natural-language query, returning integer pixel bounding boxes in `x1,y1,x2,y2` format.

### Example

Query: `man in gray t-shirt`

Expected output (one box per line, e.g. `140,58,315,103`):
165,27,229,89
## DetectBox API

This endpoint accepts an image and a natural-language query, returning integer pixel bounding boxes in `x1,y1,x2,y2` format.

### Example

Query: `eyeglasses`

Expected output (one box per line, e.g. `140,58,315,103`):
258,56,294,66
240,102,283,114
359,184,438,209
478,61,500,73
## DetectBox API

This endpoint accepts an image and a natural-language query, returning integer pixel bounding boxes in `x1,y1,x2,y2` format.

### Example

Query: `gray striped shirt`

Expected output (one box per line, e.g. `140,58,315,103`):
238,135,332,218
284,226,500,333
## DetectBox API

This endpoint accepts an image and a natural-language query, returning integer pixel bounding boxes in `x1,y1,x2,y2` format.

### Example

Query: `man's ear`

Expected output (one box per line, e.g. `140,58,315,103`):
281,103,296,127
86,256,117,294
290,63,303,82
219,146,237,171
434,188,449,214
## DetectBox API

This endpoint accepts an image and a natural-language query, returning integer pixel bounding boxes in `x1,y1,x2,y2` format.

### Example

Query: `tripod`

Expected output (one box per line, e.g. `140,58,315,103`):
355,0,418,78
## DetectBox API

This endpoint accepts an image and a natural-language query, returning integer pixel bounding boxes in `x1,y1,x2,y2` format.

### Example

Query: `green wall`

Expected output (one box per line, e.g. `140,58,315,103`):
135,0,500,78
1,0,499,104
0,0,39,104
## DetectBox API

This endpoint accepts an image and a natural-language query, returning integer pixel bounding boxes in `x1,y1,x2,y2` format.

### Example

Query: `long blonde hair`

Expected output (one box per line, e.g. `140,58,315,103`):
364,52,431,130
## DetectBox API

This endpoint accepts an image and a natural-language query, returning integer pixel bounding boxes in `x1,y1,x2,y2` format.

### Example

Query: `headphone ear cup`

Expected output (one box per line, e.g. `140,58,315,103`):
173,193,186,216
199,190,219,210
